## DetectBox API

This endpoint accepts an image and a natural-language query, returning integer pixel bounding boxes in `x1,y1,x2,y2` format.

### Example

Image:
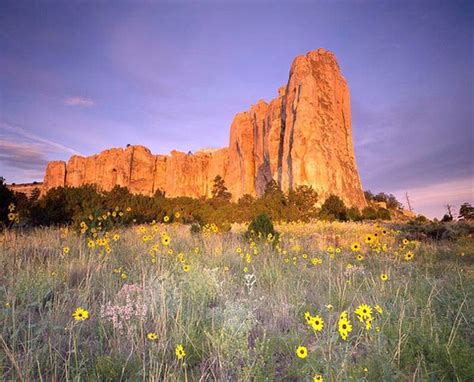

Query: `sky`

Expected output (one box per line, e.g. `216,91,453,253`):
0,0,472,219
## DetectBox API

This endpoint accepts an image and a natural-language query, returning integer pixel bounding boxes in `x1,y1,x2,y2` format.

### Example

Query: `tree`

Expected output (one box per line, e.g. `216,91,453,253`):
362,206,378,220
288,185,318,221
259,180,288,220
30,187,41,201
319,195,348,221
458,202,474,221
347,207,362,221
211,175,232,202
441,214,453,223
364,190,374,202
445,204,455,221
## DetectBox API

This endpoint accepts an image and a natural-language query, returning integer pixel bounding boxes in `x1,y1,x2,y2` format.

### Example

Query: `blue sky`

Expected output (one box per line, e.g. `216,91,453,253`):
0,0,472,218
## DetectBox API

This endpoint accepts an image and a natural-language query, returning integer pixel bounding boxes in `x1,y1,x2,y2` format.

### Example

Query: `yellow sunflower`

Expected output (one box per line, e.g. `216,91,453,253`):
404,251,414,261
175,344,186,360
72,307,89,321
351,242,361,252
296,345,308,359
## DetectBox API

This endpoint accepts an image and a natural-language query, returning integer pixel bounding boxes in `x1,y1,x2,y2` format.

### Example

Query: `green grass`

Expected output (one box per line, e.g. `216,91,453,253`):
1,221,473,381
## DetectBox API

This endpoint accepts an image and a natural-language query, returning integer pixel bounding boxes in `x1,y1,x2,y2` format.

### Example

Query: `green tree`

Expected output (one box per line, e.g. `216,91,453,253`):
319,195,348,221
458,202,474,220
211,175,232,202
287,185,318,221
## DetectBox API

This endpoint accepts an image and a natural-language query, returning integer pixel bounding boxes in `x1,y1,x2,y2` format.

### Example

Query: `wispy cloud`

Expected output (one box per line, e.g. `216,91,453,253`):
0,122,81,183
0,140,48,171
0,122,80,155
64,96,95,107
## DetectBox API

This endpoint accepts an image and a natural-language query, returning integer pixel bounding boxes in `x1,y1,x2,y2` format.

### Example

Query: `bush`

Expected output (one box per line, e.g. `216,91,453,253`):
245,213,278,241
0,177,16,227
319,195,348,221
190,223,201,235
347,207,362,221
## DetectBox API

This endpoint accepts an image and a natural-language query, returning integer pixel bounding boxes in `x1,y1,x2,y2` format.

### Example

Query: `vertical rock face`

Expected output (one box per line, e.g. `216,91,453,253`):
41,48,366,208
279,49,365,207
43,161,66,191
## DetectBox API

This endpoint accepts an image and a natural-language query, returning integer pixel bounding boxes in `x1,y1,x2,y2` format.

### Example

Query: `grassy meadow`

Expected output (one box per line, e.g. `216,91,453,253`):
1,218,473,381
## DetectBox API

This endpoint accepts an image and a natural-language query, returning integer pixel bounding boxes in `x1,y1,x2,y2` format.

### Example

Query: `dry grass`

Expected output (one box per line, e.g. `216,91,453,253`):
1,221,473,381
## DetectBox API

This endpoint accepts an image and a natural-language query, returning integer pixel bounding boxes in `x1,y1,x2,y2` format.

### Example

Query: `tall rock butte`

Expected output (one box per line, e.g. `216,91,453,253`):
42,48,366,208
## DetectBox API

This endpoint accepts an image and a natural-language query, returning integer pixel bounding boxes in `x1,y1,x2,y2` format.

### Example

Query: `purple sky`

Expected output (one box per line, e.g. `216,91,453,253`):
0,1,472,218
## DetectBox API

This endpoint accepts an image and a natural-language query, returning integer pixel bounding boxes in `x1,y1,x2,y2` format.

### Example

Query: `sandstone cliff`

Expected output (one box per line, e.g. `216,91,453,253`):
41,48,366,208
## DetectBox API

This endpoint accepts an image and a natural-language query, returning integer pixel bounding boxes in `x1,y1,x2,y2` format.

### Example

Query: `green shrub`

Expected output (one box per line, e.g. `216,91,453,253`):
190,223,202,234
319,195,348,221
245,213,278,241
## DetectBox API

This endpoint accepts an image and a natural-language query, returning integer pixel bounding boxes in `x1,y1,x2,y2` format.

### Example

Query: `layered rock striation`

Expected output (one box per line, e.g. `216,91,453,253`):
42,48,366,208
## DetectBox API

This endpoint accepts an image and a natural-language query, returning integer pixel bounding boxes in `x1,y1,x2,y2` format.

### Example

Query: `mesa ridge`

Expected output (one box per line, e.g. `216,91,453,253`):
42,48,366,208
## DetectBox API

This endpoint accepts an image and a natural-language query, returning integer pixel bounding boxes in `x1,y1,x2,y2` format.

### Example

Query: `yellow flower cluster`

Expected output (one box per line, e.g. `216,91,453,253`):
7,203,19,223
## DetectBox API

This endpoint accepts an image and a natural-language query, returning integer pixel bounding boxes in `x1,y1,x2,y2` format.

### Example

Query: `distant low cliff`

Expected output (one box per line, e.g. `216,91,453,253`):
42,48,367,208
7,182,43,198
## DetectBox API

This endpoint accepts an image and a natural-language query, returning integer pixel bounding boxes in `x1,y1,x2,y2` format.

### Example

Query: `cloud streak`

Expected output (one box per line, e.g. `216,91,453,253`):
0,122,81,183
0,122,80,156
64,96,95,107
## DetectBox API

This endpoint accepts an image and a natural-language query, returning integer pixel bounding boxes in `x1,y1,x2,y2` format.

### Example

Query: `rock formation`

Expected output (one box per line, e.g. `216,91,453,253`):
41,48,366,208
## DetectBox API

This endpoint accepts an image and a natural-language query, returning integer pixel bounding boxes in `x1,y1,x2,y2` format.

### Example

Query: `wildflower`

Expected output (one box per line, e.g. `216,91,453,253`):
325,304,333,311
121,273,127,280
243,267,248,273
296,345,308,359
224,266,229,272
404,251,414,261
338,313,352,340
7,212,16,221
175,344,186,360
365,234,375,244
335,247,341,254
8,203,15,212
365,317,373,330
72,307,89,321
311,257,322,265
351,242,361,252
402,238,409,245
310,315,324,332
304,311,313,325
182,264,190,272
161,235,171,246
147,332,158,341
380,273,389,281
113,234,120,241
327,246,334,254
87,240,95,249
63,246,70,254
314,375,323,382
375,305,383,314
163,215,170,222
356,254,364,261
355,304,372,322
175,212,180,218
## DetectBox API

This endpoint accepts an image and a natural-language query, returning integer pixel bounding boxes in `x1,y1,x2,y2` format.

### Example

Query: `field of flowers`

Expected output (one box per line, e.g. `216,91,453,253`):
1,214,473,381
